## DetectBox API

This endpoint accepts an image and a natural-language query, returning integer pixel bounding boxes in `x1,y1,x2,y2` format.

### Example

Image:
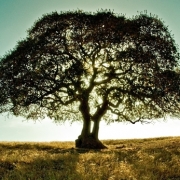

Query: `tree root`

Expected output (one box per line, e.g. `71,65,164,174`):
75,135,107,149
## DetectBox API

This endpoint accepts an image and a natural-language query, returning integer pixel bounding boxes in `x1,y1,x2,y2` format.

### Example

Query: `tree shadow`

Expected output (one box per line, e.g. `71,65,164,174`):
0,141,107,180
0,141,105,154
0,154,82,180
0,143,65,150
0,144,88,180
17,154,81,180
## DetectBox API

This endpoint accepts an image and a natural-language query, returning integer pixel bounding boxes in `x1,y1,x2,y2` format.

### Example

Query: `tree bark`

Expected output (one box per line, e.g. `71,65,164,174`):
91,119,100,140
75,119,107,149
75,94,107,149
81,119,91,138
75,119,91,148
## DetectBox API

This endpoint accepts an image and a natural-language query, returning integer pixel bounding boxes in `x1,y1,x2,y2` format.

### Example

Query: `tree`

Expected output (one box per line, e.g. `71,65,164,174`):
0,10,179,149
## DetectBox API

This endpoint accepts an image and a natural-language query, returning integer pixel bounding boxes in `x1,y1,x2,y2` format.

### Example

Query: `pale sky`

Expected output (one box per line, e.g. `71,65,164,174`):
0,0,180,142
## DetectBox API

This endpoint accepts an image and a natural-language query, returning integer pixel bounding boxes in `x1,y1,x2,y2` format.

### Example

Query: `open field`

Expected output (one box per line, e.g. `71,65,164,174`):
0,137,180,180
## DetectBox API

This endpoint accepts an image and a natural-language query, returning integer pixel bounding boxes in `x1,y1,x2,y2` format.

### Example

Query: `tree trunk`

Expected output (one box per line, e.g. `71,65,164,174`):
75,119,107,149
91,119,100,140
81,119,91,138
75,95,107,149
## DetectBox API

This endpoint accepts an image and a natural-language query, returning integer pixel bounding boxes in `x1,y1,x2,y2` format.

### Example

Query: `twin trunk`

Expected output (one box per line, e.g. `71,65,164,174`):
75,119,106,149
81,118,100,140
76,97,108,149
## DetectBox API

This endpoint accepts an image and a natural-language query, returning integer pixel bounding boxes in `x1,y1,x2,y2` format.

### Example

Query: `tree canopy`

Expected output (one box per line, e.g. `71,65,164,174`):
0,10,179,148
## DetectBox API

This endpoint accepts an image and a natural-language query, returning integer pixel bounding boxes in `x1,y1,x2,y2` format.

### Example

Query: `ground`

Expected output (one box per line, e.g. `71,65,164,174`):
0,137,180,179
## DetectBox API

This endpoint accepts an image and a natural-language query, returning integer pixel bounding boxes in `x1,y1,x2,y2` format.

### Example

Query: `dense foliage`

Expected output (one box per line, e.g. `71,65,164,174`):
0,10,179,148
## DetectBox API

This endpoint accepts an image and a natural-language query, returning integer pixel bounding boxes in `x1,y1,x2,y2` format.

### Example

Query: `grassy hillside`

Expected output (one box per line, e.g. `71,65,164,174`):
0,137,180,180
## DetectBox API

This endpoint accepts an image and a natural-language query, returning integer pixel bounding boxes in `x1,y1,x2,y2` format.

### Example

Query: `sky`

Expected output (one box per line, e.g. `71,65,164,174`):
0,0,180,142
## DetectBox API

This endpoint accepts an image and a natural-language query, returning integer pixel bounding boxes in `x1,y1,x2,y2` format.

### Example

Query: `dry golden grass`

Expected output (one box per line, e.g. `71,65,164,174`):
0,137,180,180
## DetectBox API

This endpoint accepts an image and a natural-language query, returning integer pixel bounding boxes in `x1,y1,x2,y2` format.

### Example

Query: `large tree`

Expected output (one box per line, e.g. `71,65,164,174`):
0,11,179,148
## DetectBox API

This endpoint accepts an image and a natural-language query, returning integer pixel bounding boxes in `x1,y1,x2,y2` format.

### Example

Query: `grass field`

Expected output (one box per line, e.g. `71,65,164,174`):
0,137,180,180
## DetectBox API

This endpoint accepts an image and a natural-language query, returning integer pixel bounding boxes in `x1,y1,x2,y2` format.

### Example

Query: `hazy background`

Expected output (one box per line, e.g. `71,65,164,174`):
0,0,180,141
